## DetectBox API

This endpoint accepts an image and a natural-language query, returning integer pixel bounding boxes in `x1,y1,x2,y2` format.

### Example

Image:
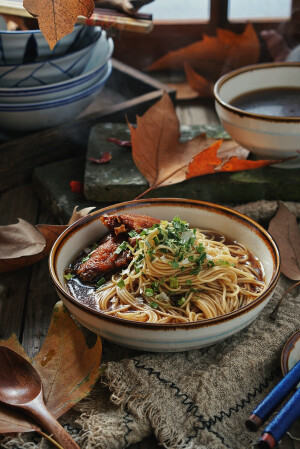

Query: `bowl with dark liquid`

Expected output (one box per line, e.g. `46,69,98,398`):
214,62,300,168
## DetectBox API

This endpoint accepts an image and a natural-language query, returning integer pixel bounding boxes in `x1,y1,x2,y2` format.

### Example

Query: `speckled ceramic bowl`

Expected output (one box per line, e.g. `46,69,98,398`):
214,62,300,169
281,330,300,381
49,199,280,352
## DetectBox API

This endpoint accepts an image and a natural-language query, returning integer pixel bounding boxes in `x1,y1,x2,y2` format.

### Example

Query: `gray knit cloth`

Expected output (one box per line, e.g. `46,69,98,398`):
2,200,300,449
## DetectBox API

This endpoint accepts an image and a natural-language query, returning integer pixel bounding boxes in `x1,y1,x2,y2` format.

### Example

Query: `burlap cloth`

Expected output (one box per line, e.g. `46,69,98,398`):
2,200,300,449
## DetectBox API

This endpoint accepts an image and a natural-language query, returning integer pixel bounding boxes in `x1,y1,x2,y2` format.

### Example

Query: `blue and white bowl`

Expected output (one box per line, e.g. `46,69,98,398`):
0,61,112,131
0,29,101,87
0,25,101,65
0,32,114,103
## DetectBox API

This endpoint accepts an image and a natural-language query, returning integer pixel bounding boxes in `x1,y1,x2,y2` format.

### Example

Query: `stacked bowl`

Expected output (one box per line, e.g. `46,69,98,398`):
0,24,114,132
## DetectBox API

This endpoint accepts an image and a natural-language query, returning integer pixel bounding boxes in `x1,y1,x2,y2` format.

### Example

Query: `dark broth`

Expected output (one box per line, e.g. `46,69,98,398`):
231,87,300,117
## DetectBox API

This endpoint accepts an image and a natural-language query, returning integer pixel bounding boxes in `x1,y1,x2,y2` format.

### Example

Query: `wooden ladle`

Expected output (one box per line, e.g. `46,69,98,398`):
0,346,80,449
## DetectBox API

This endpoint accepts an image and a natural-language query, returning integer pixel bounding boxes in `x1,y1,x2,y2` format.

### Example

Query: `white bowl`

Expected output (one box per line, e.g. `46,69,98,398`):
49,199,280,353
0,31,100,87
214,63,300,169
0,61,112,131
0,25,100,64
0,33,114,103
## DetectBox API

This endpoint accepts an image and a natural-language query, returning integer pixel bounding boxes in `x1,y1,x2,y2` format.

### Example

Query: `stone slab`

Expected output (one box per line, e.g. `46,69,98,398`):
33,157,103,224
84,123,300,203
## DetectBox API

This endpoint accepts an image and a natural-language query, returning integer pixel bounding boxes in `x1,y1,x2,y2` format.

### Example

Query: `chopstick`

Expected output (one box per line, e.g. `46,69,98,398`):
0,1,153,34
77,12,153,33
245,360,300,448
258,388,300,449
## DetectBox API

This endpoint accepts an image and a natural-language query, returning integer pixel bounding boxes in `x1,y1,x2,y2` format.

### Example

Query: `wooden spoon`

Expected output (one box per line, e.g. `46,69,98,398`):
0,346,80,449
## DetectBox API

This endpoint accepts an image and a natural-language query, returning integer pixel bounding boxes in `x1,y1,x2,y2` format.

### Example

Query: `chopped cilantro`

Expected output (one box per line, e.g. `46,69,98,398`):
115,241,128,254
128,230,139,238
145,288,154,296
169,276,178,289
207,261,215,268
185,279,192,285
96,277,106,287
81,255,90,264
64,273,74,280
149,301,158,309
171,259,180,269
117,279,125,288
190,268,201,275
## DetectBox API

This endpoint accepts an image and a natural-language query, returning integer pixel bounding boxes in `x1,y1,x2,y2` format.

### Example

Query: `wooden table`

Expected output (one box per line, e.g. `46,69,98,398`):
0,100,299,449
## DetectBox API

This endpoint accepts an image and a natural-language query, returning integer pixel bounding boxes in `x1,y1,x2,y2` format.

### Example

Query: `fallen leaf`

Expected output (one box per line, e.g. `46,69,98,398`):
107,137,132,148
148,24,260,97
184,63,214,97
187,143,277,178
166,81,200,100
268,203,300,280
70,180,84,194
148,24,259,77
0,301,102,434
23,0,94,49
68,206,96,225
88,152,112,164
0,218,45,259
129,93,277,198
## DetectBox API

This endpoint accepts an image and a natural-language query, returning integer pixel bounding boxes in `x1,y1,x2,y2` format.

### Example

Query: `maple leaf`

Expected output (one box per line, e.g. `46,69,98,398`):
0,301,102,434
23,0,94,49
148,24,260,97
183,63,213,97
128,93,279,199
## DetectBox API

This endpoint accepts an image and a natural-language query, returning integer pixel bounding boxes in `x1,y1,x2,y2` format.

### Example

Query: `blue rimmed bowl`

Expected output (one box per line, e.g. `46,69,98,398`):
49,199,281,353
0,60,112,131
0,24,100,65
0,32,113,103
0,28,101,87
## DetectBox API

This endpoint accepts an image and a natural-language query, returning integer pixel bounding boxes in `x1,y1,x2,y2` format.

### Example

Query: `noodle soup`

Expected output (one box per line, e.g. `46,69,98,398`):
64,216,266,324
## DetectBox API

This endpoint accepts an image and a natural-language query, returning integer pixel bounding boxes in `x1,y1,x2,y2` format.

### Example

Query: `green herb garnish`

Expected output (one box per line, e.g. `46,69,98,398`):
64,273,74,280
117,279,125,288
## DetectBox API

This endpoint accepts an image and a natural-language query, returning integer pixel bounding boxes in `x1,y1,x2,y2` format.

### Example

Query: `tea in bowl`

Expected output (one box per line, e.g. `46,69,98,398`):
214,63,300,168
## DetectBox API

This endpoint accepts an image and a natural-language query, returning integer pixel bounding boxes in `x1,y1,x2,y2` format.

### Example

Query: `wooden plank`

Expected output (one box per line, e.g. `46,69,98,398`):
0,184,39,341
21,208,59,358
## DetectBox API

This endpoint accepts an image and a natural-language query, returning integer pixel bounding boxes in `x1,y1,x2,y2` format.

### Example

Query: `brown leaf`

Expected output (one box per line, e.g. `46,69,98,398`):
268,203,300,280
184,63,214,98
68,206,96,225
148,24,260,96
166,81,199,100
0,219,45,259
129,92,276,198
23,0,94,49
0,302,102,433
0,224,67,274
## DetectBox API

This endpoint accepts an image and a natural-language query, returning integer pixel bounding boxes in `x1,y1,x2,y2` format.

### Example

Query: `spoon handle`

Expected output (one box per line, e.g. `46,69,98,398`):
23,392,80,449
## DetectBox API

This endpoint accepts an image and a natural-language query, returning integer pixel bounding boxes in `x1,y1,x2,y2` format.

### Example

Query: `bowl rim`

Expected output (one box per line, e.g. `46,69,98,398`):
214,62,300,122
0,34,113,95
49,198,281,330
281,329,300,376
0,60,112,111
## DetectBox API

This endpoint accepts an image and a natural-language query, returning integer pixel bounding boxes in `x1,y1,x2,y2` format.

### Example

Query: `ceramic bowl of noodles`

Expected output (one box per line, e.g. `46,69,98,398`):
49,198,280,352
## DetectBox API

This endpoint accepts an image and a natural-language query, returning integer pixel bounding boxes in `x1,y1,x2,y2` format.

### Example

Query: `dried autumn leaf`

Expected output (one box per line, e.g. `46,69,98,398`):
129,92,277,198
184,63,213,97
0,301,102,434
186,143,278,178
268,203,300,280
148,24,260,81
68,205,96,225
23,0,94,49
0,218,45,259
